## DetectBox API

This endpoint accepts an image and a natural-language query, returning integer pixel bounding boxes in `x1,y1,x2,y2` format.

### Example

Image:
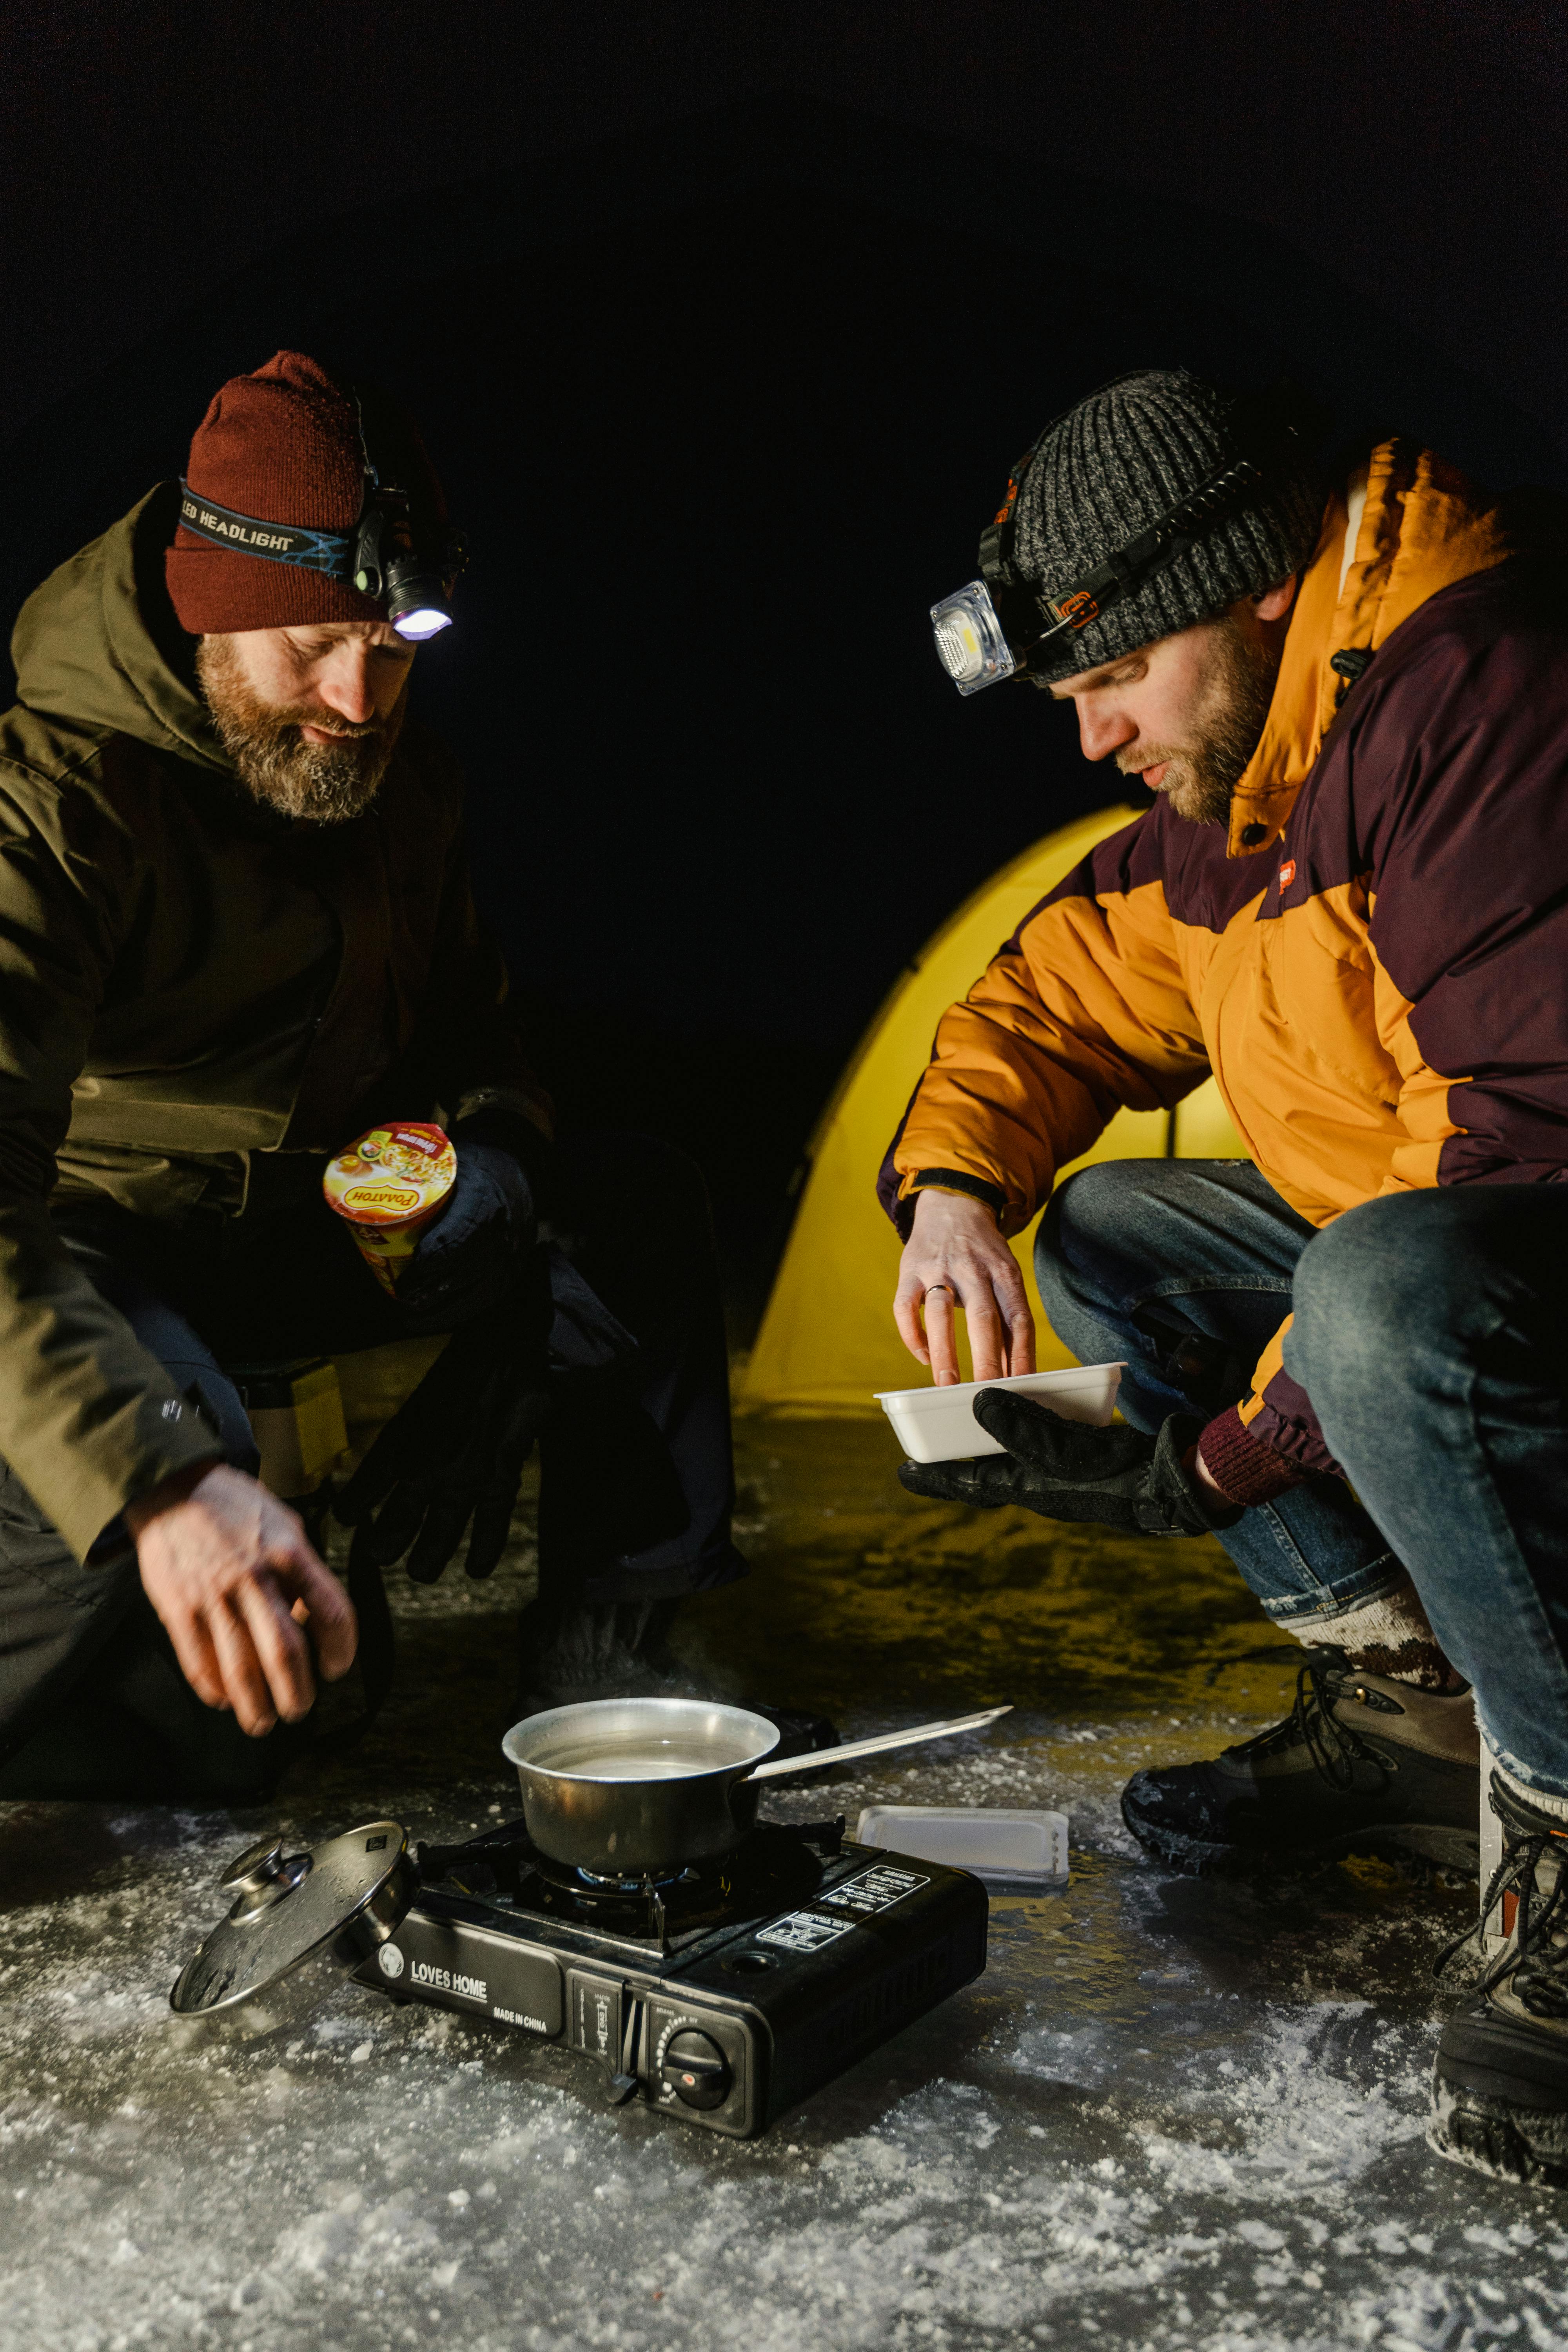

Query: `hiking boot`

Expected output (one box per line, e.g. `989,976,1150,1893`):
1431,1775,1568,2188
1120,1649,1479,1875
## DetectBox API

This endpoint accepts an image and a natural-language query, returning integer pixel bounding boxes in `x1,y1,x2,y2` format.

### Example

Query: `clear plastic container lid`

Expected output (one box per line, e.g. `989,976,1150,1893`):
855,1804,1068,1889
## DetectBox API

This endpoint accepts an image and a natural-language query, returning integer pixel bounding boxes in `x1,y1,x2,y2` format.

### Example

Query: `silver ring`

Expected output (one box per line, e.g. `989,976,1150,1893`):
923,1284,954,1299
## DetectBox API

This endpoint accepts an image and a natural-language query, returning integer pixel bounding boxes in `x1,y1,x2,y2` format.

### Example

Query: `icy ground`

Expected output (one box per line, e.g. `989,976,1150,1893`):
2,1415,1565,2351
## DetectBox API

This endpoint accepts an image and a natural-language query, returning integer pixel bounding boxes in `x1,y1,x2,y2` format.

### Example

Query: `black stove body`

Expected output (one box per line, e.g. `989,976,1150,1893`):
355,1817,988,2136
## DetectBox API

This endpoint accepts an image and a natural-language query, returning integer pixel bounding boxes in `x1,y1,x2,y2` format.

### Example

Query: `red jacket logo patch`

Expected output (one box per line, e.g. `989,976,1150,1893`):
1278,860,1297,889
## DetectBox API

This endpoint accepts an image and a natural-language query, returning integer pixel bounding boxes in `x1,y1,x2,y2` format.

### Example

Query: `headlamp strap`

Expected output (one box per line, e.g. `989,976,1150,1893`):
1035,448,1271,642
177,483,356,578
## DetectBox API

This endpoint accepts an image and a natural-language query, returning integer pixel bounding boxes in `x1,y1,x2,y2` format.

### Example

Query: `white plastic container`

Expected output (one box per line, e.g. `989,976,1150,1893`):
875,1362,1123,1464
855,1804,1069,1891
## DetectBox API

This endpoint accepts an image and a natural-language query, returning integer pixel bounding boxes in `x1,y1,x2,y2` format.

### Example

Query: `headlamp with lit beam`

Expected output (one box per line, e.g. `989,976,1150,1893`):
176,387,466,642
931,379,1309,695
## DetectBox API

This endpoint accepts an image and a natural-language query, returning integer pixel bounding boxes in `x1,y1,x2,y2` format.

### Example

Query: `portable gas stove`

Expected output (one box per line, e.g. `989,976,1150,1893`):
354,1814,989,2136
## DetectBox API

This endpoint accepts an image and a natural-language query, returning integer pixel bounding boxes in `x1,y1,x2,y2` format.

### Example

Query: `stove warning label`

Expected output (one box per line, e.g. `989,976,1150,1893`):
756,1907,855,1955
756,1866,932,1955
820,1864,930,1917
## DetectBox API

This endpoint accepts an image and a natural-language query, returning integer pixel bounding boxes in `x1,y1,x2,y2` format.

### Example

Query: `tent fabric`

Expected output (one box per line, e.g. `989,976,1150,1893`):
739,808,1245,1416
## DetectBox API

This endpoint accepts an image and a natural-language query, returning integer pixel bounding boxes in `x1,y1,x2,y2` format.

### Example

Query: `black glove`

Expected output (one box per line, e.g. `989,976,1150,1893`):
394,1142,536,1325
334,1286,552,1583
543,1243,638,1379
897,1389,1239,1537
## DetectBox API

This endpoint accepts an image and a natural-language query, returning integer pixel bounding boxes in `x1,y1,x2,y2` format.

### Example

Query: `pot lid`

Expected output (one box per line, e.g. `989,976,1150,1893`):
170,1819,414,2016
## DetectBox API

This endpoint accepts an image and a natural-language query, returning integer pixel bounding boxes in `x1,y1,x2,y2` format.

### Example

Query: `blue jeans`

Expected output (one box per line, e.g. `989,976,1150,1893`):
1036,1161,1568,1799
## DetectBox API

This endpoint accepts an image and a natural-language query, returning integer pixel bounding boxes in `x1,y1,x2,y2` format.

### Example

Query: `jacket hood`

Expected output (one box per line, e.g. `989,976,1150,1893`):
1225,440,1512,857
9,483,232,774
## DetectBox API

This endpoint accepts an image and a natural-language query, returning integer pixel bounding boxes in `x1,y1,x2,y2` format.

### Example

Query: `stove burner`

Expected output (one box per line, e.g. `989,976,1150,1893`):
574,1863,688,1895
417,1818,844,1954
527,1845,749,1947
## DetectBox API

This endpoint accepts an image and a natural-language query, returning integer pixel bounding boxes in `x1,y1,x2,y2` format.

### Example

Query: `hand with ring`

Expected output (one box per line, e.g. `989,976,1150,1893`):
893,1189,1036,1386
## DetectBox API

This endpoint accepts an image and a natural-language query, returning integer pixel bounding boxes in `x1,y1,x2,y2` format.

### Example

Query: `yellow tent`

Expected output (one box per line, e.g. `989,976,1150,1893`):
738,806,1244,1414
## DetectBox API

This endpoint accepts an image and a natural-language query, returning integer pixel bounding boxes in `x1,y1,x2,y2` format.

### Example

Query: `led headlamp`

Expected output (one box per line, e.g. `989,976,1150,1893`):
931,378,1308,694
176,387,466,641
338,487,460,640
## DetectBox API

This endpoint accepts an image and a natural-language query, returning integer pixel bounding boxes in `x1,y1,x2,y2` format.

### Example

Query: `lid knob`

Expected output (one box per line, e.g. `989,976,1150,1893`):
219,1833,313,1923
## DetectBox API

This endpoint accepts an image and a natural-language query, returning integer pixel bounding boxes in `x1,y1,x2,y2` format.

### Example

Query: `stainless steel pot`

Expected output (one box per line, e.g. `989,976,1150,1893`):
502,1697,781,1877
500,1697,1012,1879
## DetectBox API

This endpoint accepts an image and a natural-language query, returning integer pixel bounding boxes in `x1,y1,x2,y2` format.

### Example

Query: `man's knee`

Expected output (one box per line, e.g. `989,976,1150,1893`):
0,1523,141,1755
1038,1161,1148,1294
1289,1192,1486,1409
1037,1158,1211,1319
1037,1169,1099,1321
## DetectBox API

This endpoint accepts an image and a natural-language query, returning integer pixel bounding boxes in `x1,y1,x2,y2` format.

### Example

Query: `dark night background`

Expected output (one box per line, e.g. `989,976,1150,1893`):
3,4,1563,1322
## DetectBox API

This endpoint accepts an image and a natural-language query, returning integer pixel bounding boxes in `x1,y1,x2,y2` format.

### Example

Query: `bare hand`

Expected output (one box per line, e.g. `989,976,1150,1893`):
893,1190,1036,1386
128,1464,357,1735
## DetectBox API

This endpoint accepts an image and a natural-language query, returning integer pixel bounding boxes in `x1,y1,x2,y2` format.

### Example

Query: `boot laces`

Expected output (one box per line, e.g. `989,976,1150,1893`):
1437,1822,1568,2018
1244,1650,1381,1792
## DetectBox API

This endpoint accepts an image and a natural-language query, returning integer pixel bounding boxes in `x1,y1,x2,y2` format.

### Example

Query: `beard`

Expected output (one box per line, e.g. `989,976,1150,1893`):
195,635,407,823
1117,616,1279,826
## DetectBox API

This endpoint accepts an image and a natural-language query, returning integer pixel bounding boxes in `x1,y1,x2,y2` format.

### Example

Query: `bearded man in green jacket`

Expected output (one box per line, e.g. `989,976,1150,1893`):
0,351,751,1799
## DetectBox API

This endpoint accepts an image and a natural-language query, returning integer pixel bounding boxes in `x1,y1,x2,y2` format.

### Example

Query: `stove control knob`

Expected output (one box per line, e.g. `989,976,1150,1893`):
661,2028,730,2111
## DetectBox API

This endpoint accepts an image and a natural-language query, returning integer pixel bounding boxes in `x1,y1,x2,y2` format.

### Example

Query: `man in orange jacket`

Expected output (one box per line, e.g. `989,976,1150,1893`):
885,368,1568,2189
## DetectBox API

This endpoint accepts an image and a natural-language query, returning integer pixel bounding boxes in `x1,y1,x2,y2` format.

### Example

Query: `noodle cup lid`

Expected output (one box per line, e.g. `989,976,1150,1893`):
323,1123,457,1228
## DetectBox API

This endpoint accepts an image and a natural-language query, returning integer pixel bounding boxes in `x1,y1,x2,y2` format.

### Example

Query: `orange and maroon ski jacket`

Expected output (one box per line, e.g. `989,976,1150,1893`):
879,442,1568,1485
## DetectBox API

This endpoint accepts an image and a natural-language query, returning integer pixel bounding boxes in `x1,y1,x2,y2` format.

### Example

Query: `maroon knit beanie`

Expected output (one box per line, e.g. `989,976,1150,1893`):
164,351,446,635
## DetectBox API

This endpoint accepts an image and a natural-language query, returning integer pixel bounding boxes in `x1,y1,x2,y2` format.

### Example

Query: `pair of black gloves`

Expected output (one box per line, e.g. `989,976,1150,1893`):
333,1123,634,1584
897,1387,1241,1537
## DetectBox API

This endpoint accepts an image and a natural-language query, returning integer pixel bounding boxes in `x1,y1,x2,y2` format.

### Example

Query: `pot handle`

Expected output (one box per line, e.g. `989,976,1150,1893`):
745,1704,1011,1782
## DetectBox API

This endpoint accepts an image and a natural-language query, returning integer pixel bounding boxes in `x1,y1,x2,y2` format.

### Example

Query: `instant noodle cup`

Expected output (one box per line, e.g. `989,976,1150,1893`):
323,1123,457,1294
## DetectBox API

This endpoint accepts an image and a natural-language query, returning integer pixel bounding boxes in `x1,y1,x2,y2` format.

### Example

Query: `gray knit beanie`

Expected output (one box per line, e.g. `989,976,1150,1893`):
1011,370,1323,683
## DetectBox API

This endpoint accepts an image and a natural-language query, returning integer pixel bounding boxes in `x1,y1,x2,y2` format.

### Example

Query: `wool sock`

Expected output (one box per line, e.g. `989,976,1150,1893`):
1290,1574,1467,1693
